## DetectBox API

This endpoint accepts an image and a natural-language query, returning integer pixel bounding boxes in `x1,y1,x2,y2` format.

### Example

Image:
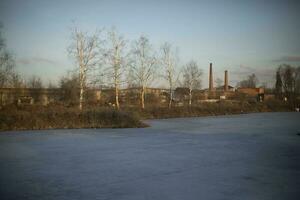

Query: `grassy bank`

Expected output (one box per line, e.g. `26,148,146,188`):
0,99,296,132
134,99,295,119
0,105,146,131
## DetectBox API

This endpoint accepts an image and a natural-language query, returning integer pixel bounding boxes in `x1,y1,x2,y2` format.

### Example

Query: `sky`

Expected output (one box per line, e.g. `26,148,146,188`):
0,0,300,88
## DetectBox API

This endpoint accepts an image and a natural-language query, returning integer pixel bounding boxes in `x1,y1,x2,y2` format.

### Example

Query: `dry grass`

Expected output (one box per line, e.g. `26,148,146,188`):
0,99,295,131
133,100,294,119
0,105,146,131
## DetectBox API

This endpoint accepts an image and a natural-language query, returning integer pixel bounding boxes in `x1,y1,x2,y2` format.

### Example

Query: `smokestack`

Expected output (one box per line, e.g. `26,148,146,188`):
224,70,228,91
209,63,213,91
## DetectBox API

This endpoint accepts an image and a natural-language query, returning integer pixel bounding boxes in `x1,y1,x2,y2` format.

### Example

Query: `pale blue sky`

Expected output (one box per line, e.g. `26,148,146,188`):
1,0,300,87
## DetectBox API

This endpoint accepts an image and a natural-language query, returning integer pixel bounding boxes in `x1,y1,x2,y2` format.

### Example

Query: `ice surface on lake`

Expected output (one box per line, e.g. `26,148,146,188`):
0,112,299,200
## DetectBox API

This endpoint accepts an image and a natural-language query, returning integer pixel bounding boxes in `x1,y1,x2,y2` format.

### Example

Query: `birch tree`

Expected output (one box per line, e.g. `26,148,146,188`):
161,42,177,109
68,27,101,110
104,29,126,110
131,35,156,109
182,61,202,106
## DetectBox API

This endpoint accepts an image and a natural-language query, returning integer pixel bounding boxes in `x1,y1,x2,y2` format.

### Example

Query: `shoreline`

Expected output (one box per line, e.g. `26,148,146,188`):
1,109,296,133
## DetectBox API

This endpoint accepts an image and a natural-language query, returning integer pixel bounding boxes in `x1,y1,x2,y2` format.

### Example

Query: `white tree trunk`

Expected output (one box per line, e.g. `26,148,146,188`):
79,64,85,111
169,86,172,109
141,86,145,109
114,65,120,110
115,85,119,110
189,88,192,106
79,87,84,110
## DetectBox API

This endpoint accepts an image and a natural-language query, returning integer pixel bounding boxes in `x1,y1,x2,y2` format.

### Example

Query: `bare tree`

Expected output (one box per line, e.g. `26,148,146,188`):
60,73,79,105
0,53,14,88
237,73,258,88
0,23,15,88
296,66,300,95
126,66,137,88
10,73,24,88
47,81,57,89
182,61,202,106
275,67,283,99
104,29,127,110
161,42,177,109
278,64,300,102
0,23,4,49
28,75,43,88
68,27,102,110
26,75,43,103
131,35,156,109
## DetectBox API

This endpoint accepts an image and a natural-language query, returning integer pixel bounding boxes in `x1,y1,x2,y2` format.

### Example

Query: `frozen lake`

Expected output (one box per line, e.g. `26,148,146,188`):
0,112,300,200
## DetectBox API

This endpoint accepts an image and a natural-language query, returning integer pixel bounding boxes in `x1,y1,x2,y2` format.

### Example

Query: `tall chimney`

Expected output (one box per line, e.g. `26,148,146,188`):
224,70,228,91
209,63,213,91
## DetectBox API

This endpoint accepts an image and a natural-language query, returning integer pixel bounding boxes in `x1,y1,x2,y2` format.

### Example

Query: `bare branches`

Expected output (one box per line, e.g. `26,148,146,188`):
237,73,258,88
182,61,202,90
161,42,177,108
131,35,157,108
277,64,300,102
0,25,17,88
182,61,202,106
68,27,103,70
104,28,127,109
68,27,104,110
27,75,43,88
